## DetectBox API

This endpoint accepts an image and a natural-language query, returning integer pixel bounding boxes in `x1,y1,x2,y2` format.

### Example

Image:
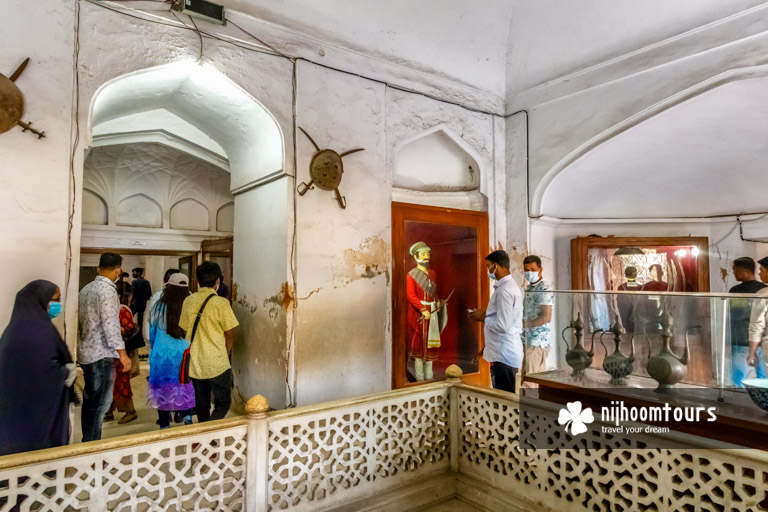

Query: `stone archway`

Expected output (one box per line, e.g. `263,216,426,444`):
80,62,290,409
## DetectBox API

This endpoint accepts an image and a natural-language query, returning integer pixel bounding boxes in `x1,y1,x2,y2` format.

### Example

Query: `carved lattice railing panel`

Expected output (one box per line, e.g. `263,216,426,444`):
267,387,450,511
457,387,768,512
0,425,247,512
2,383,767,512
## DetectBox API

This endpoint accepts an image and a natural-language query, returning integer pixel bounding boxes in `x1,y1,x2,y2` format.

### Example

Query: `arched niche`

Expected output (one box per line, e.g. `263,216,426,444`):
116,193,162,228
82,189,108,225
217,202,235,232
170,198,209,231
394,128,481,192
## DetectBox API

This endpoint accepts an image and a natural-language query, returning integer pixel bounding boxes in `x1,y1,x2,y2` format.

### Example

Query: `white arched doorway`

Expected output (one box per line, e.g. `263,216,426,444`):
78,62,290,409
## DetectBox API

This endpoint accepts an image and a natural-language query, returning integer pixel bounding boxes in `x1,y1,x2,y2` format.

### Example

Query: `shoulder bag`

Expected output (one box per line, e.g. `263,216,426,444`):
179,293,216,384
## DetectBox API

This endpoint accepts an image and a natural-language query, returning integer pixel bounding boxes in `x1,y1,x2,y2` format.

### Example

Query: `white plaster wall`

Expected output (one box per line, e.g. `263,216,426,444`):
3,1,503,411
503,112,529,276
231,179,290,410
294,62,390,405
0,0,74,334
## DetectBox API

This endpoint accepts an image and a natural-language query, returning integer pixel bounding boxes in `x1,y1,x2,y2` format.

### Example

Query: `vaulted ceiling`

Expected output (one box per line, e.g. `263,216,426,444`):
219,0,765,100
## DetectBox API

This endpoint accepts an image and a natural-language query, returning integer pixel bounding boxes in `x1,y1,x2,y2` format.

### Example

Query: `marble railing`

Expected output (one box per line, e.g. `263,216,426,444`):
1,372,767,511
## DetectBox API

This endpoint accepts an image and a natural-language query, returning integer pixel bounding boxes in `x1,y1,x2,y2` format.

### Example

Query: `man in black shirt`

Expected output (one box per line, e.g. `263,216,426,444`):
729,257,766,386
127,268,152,354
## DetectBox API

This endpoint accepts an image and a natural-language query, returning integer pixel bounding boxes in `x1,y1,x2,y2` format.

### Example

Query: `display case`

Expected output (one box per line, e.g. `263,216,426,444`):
391,202,490,389
523,289,768,448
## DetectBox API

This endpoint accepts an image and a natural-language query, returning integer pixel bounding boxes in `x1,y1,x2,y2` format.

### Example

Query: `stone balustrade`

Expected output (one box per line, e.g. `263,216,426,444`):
1,366,767,511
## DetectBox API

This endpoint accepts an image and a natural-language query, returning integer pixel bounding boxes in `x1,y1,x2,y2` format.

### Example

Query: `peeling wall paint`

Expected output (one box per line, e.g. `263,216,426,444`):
339,236,389,285
294,63,392,405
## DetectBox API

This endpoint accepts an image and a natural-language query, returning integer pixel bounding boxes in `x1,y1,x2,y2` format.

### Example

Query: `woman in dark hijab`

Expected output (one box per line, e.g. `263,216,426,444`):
0,280,75,456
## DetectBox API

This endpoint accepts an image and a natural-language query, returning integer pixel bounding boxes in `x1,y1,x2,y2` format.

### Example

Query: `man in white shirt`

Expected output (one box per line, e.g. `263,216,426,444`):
468,250,524,393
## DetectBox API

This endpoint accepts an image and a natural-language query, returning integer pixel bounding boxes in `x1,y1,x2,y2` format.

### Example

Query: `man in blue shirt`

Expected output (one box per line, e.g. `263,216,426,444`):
469,250,523,393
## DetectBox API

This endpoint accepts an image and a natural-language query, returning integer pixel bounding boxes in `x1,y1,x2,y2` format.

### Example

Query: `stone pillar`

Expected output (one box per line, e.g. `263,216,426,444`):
446,364,463,473
245,394,270,511
231,179,290,411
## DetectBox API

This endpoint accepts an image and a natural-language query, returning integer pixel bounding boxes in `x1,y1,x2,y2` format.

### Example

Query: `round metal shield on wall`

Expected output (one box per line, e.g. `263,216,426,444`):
0,75,24,134
309,149,344,191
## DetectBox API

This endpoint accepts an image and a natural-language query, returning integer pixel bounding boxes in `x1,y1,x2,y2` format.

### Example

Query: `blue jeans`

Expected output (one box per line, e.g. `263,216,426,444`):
81,358,116,442
732,346,766,387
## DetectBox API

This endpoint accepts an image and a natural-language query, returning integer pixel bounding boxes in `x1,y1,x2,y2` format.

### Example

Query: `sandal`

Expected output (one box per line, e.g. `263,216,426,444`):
118,411,138,424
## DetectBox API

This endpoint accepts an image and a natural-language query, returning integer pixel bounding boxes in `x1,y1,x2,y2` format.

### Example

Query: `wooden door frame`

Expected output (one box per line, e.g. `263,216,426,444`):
201,236,233,300
570,236,710,292
391,202,490,389
81,247,199,289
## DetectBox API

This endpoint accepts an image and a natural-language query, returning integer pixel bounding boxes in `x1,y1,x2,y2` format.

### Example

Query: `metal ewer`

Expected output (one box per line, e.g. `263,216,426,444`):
599,317,635,385
562,312,595,377
644,304,698,393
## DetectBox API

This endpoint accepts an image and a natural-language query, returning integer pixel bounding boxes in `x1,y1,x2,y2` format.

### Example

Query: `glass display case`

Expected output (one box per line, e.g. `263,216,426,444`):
523,289,768,448
391,202,490,388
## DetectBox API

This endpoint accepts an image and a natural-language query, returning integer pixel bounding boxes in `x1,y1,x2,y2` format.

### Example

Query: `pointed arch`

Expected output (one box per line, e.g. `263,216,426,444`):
116,193,162,228
82,189,108,225
394,124,482,192
170,198,210,231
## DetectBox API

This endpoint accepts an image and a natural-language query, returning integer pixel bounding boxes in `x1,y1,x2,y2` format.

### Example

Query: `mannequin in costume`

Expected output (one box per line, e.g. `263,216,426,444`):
406,241,448,381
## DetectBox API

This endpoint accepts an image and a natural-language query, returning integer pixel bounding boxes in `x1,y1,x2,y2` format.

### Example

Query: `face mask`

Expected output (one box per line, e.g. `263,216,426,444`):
488,265,497,280
524,271,540,283
48,301,62,319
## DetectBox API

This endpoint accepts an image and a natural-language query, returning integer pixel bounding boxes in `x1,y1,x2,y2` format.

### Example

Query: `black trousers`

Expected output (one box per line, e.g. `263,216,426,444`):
490,361,517,393
192,369,232,422
158,409,193,428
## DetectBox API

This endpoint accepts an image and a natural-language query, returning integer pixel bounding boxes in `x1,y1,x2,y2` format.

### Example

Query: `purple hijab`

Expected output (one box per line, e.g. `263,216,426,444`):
0,280,73,456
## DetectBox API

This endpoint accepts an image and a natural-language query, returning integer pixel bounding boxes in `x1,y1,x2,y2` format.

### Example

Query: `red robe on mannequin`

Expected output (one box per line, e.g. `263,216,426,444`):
407,267,439,362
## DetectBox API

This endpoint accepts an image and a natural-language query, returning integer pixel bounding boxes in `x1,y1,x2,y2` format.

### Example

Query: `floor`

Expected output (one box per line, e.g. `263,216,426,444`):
72,362,238,442
422,498,487,512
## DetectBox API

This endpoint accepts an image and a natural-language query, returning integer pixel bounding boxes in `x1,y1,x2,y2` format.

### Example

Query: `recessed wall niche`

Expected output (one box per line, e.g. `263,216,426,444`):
394,128,480,192
116,194,163,228
217,202,235,232
82,189,108,225
170,199,209,231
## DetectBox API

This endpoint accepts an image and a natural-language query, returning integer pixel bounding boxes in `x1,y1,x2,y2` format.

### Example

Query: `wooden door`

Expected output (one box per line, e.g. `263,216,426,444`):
392,202,490,389
178,255,197,292
202,236,233,300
